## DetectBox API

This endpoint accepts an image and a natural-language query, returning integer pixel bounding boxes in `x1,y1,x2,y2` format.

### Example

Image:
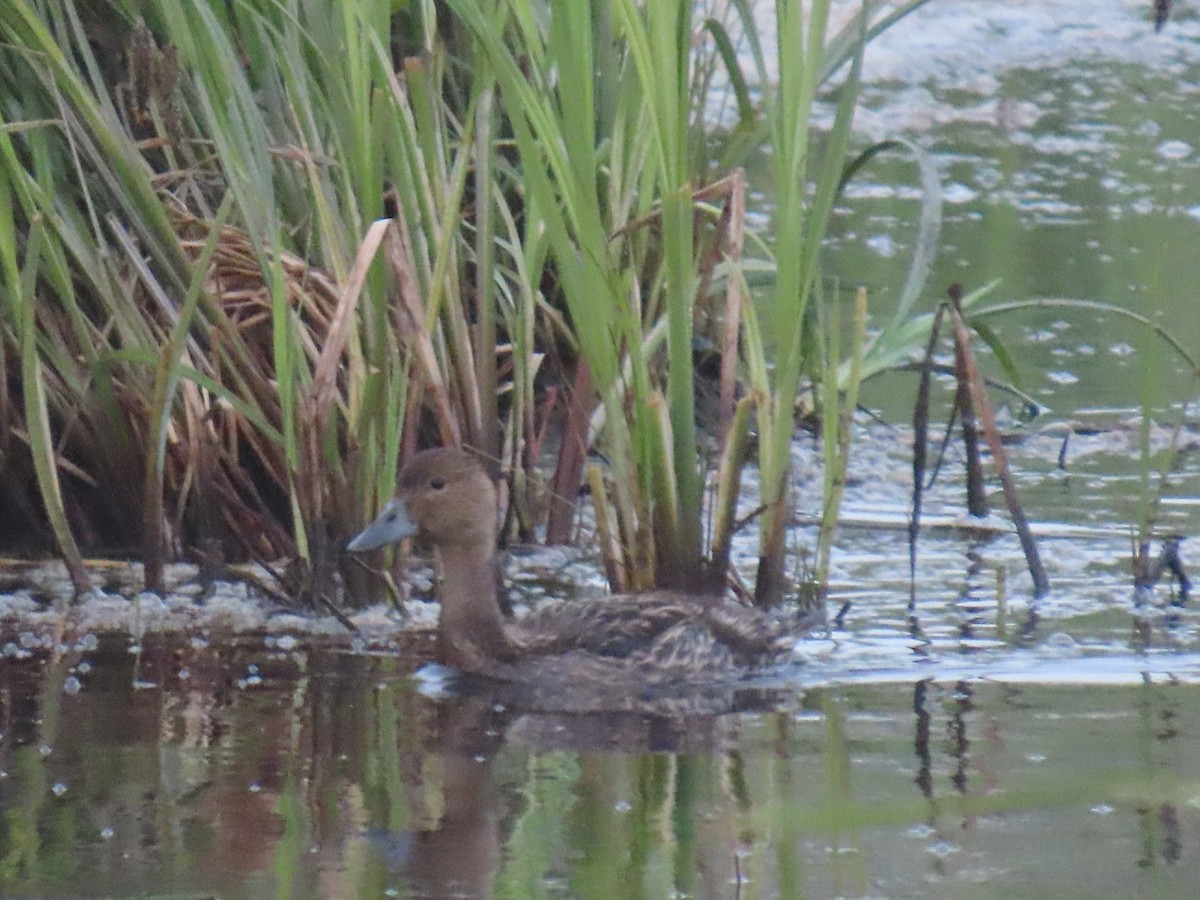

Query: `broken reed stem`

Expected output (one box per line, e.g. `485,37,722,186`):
910,303,946,608
546,362,596,544
947,285,1049,598
952,317,989,518
311,218,392,426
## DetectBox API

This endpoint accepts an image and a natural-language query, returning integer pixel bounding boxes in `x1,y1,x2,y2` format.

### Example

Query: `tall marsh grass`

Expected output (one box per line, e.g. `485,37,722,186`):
0,0,938,608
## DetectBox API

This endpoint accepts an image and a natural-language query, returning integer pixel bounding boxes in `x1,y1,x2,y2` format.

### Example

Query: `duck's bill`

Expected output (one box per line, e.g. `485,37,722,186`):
347,497,417,551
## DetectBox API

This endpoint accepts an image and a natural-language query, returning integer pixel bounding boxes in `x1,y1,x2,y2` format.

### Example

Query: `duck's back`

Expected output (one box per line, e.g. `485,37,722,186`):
512,591,799,676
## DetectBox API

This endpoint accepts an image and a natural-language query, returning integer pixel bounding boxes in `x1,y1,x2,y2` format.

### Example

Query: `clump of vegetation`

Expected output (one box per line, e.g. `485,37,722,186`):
1,0,947,610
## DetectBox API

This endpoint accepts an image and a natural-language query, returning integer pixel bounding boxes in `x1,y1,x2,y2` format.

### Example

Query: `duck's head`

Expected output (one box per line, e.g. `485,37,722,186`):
347,447,497,553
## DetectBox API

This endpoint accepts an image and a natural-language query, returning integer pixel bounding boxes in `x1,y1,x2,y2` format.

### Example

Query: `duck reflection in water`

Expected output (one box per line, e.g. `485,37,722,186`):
369,682,789,899
367,695,506,899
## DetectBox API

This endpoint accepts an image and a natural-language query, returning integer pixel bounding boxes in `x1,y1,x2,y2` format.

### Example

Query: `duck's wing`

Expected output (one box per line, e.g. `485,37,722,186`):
515,591,699,658
515,591,806,666
506,624,734,685
634,603,799,674
634,620,736,675
701,601,800,663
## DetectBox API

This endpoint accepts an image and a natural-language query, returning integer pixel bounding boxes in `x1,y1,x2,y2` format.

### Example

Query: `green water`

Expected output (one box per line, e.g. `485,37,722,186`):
827,56,1200,419
0,639,1197,899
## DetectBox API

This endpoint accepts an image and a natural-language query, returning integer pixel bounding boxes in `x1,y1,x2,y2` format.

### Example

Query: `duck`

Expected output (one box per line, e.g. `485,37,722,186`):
347,447,806,692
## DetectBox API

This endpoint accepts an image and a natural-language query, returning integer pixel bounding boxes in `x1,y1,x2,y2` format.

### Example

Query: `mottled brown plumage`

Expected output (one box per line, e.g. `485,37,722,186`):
349,447,804,691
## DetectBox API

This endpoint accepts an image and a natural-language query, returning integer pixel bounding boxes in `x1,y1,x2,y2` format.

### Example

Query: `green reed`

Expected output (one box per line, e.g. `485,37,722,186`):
445,0,938,599
0,1,535,599
1,0,942,608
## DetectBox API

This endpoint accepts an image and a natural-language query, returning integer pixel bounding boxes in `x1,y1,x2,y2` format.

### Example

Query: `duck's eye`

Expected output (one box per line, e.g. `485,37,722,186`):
430,477,446,491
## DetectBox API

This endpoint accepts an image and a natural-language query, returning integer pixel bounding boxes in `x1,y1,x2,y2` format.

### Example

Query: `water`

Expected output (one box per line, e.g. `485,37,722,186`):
0,639,1197,898
798,0,1200,673
819,0,1200,419
6,1,1200,896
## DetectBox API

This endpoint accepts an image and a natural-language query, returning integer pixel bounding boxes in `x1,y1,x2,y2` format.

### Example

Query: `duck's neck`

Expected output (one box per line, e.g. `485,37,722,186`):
436,541,512,669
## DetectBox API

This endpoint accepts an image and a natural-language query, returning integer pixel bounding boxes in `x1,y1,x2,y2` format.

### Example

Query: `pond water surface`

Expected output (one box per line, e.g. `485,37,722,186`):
4,1,1200,897
1,637,1198,899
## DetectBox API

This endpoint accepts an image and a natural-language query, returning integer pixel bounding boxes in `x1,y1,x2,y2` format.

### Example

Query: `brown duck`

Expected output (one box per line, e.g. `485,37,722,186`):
348,447,805,687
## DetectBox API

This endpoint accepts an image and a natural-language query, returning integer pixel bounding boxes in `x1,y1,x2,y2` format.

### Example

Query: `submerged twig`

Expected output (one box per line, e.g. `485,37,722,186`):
1134,535,1190,605
1057,426,1071,471
1155,0,1173,33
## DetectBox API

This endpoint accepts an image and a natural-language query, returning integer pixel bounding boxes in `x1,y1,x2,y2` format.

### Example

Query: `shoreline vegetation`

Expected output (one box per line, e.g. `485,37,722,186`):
9,0,1118,619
